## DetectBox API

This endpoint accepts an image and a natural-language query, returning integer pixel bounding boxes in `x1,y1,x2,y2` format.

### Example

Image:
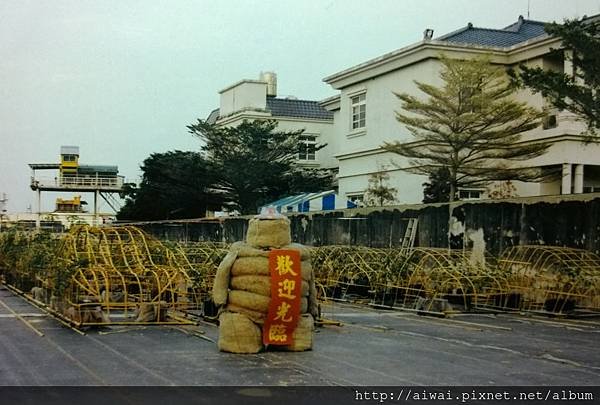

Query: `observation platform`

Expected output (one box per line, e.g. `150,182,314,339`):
29,163,124,192
29,175,125,192
27,148,125,227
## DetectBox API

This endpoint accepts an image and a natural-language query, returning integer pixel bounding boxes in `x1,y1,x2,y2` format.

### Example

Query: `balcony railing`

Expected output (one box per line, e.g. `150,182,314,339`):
31,175,125,190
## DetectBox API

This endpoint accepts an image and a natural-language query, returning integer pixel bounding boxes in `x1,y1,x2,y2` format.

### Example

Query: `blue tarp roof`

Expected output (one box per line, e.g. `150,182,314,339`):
261,190,357,213
264,191,331,209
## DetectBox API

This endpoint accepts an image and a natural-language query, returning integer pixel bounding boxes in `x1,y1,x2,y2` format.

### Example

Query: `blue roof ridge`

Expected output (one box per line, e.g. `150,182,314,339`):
461,25,537,35
436,16,549,48
435,25,471,41
271,97,323,104
504,17,547,31
435,24,522,41
437,17,547,42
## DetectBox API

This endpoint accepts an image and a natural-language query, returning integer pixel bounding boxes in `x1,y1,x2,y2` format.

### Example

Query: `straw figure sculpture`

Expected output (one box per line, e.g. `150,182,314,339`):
212,211,318,353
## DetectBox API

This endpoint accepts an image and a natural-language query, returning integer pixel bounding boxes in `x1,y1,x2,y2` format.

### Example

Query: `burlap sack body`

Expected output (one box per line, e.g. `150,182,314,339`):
233,243,312,261
231,256,313,281
218,312,262,354
215,217,315,353
221,242,318,325
227,290,308,315
224,304,267,324
212,250,238,306
218,312,313,352
281,314,314,352
230,275,310,297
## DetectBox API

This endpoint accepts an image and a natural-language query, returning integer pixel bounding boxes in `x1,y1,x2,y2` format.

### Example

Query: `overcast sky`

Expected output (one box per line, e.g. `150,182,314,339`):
1,0,599,213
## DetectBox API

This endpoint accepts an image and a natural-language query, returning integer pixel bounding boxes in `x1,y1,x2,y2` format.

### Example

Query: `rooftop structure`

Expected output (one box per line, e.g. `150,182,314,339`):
437,15,547,47
28,146,124,226
55,195,86,213
207,98,333,124
208,72,337,170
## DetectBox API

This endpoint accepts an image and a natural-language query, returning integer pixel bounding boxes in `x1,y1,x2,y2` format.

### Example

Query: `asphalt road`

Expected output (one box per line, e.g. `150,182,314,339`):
1,287,599,386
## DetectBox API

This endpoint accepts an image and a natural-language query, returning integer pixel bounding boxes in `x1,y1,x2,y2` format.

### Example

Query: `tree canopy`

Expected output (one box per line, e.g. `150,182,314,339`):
187,119,334,214
511,17,600,135
117,151,224,220
383,55,551,202
364,171,397,206
422,167,451,203
118,120,334,220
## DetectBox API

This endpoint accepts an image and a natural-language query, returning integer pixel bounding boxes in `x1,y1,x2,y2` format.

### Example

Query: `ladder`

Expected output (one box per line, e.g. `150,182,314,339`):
400,218,418,252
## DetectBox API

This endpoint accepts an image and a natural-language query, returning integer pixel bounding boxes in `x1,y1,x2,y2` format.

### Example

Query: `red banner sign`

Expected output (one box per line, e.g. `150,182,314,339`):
263,249,302,346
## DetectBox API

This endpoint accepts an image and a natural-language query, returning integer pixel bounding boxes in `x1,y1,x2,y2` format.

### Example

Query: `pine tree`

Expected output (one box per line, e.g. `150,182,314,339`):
364,171,397,207
187,119,334,214
422,167,451,203
384,55,551,202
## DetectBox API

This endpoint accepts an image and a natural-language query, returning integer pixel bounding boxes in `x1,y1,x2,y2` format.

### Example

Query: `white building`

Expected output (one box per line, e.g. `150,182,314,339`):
207,72,336,169
322,15,600,204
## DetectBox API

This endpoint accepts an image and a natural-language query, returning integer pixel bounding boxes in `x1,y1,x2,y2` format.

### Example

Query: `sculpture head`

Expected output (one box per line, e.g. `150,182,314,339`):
246,207,291,248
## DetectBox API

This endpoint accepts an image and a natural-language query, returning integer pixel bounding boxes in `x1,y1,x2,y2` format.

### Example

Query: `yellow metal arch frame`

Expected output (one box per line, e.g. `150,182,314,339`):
498,245,600,313
3,229,600,321
42,226,202,326
310,246,509,313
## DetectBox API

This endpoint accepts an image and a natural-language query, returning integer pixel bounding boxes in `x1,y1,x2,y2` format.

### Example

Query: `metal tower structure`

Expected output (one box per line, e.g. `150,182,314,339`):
29,146,125,227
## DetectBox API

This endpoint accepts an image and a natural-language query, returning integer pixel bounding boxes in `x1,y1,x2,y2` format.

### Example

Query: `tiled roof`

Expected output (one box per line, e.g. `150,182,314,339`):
206,108,220,124
438,16,547,48
266,97,333,120
206,97,333,123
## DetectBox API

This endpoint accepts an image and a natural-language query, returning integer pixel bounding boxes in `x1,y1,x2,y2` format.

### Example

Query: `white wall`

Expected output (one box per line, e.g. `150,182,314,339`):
219,81,267,116
338,150,427,203
215,87,336,170
326,47,600,202
335,59,441,151
331,58,442,203
272,117,337,169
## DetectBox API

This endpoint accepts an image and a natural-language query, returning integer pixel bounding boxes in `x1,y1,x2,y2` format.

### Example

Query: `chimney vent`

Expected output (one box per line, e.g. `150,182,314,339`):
260,71,277,97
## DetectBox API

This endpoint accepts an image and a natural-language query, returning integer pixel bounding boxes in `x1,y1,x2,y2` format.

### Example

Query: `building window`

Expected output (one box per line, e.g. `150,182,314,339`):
347,194,365,208
542,114,558,130
458,189,483,200
351,93,366,130
298,135,316,161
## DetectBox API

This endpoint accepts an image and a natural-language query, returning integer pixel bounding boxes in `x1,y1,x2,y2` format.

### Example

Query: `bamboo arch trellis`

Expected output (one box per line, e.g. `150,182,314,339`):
497,245,600,314
372,248,509,313
170,241,229,313
50,225,206,325
4,230,600,321
310,246,509,314
310,246,392,302
175,243,599,316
